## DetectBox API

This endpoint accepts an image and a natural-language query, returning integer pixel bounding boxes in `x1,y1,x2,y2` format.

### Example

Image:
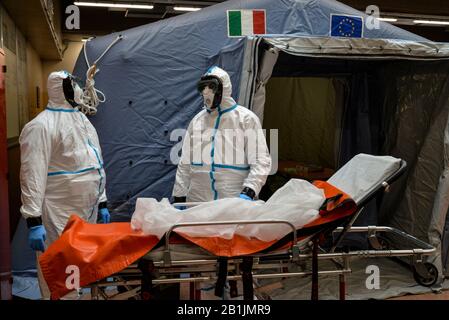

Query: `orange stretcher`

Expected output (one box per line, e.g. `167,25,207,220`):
39,155,437,300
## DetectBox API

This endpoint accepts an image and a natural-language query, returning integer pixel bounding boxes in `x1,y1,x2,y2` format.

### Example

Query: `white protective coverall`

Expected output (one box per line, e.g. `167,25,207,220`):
172,66,272,202
19,71,107,246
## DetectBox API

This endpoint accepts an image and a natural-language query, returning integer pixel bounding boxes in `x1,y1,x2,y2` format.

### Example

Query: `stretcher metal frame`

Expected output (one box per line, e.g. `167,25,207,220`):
88,160,437,300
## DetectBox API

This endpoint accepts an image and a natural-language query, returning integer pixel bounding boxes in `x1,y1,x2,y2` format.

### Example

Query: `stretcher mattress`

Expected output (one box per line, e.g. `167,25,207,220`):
328,154,401,204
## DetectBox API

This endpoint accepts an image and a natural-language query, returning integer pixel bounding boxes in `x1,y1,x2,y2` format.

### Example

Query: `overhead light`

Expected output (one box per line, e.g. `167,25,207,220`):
378,17,398,22
173,6,201,12
413,19,449,25
74,2,154,10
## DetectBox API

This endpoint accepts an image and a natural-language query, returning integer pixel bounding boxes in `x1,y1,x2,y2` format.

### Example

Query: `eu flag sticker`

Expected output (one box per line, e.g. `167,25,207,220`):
330,14,363,38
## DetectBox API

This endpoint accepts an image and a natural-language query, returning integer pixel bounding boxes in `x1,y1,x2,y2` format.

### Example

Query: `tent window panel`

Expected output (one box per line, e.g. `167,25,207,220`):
263,76,343,170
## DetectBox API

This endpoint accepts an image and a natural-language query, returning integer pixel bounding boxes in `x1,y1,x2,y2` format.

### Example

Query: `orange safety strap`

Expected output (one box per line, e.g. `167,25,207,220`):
39,215,158,300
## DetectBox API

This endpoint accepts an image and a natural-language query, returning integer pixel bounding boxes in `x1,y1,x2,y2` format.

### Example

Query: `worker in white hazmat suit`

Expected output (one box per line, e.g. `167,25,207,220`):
173,66,272,204
19,70,110,298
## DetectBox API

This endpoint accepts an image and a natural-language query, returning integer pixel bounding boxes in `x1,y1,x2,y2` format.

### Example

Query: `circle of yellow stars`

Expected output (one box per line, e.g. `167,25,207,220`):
338,17,356,37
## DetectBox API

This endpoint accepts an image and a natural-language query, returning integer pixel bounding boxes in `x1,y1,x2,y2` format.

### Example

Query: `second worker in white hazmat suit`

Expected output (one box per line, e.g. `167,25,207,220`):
172,66,272,203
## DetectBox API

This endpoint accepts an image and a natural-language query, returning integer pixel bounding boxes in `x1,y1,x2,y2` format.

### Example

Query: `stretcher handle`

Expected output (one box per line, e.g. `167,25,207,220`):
163,220,297,265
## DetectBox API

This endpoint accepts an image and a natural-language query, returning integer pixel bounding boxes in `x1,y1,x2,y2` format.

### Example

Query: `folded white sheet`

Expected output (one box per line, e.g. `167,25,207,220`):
131,179,324,242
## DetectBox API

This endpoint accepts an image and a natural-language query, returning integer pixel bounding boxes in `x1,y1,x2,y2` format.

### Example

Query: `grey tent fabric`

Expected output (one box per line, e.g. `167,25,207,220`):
431,80,449,277
376,62,449,280
443,215,449,274
264,36,449,59
251,47,279,124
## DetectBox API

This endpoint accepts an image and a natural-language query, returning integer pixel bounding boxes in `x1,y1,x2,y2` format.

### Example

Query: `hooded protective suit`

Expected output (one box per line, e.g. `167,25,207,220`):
19,71,107,246
173,66,272,202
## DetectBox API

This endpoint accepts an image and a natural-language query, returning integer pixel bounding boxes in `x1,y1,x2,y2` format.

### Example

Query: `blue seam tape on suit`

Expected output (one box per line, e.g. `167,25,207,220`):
208,104,238,200
46,107,79,112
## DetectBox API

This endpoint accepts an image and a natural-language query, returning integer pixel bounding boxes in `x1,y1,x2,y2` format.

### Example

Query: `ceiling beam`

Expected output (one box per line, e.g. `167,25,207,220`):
2,0,63,60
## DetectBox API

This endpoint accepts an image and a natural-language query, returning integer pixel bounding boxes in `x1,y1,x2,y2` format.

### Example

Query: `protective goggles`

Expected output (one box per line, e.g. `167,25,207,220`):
63,71,84,87
197,76,221,94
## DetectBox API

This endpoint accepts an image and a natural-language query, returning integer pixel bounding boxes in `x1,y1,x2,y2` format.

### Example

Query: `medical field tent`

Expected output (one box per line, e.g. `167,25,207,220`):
73,0,449,283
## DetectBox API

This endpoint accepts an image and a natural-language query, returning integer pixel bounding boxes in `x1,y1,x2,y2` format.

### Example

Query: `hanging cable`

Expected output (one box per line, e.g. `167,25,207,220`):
80,35,123,115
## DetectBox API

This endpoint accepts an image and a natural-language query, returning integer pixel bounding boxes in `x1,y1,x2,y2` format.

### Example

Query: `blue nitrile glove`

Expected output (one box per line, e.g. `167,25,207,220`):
175,205,187,210
239,194,253,201
98,208,111,223
28,225,46,252
239,187,256,201
174,196,187,210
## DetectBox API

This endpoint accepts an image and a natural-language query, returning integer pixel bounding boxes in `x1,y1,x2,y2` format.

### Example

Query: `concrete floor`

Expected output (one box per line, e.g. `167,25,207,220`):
389,289,449,300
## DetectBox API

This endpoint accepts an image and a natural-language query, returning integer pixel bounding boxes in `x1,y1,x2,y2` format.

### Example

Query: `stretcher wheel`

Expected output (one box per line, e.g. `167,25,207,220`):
413,263,438,287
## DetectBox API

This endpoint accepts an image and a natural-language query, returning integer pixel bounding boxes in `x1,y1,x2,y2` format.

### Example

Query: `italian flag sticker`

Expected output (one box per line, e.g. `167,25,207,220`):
227,9,266,37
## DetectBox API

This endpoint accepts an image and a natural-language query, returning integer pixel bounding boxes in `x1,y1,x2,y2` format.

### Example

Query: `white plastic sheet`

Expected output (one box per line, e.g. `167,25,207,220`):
131,179,324,242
